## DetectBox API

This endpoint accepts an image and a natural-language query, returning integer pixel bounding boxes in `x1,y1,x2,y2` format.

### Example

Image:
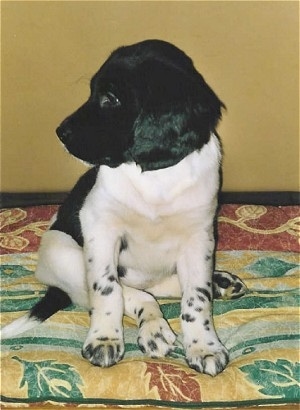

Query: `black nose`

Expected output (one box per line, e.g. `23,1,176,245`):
56,124,73,144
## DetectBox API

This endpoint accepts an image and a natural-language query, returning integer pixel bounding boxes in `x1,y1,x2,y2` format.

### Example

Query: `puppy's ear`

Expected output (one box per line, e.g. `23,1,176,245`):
128,62,225,171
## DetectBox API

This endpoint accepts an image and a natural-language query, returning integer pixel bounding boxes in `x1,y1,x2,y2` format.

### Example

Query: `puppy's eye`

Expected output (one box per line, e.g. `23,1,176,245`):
99,92,121,108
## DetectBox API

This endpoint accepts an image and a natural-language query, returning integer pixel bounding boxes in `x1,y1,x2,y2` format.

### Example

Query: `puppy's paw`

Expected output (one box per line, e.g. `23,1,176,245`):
138,318,176,358
82,334,124,367
213,271,247,300
185,342,229,376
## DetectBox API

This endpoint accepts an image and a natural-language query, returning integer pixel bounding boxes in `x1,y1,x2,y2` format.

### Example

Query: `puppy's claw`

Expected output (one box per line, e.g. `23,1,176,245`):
82,337,124,367
186,344,229,376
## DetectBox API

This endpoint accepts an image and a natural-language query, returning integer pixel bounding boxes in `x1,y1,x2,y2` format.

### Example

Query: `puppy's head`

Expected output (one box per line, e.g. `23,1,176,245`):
56,39,225,171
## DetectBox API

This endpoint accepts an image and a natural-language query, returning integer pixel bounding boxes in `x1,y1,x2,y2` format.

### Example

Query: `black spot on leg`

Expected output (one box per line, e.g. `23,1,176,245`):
187,297,195,307
138,337,146,353
88,308,94,317
108,275,116,282
154,332,166,342
117,266,127,278
101,286,113,296
88,257,93,263
93,282,98,291
137,308,144,318
202,319,210,331
192,339,198,344
196,287,212,302
148,340,158,351
197,295,206,303
119,236,128,253
181,313,196,322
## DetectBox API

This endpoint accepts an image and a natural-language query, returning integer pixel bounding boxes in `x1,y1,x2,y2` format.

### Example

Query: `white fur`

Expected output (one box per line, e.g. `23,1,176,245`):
1,314,39,339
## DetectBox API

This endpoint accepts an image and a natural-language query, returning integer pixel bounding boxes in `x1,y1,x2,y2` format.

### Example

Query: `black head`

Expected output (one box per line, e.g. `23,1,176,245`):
56,39,225,171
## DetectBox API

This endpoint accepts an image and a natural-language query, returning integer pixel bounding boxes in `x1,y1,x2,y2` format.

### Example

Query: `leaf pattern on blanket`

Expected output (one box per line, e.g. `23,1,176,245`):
0,208,49,252
1,205,299,407
12,356,84,399
145,362,202,401
1,264,33,280
247,257,298,277
240,359,300,399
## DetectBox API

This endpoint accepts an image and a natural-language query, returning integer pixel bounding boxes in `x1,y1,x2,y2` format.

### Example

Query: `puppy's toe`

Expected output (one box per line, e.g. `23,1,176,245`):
82,335,124,367
186,342,229,376
213,270,247,300
138,318,176,358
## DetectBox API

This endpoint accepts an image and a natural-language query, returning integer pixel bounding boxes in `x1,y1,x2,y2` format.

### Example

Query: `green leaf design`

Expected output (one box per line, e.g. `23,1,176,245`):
247,257,298,277
240,359,300,399
0,264,33,281
12,356,83,399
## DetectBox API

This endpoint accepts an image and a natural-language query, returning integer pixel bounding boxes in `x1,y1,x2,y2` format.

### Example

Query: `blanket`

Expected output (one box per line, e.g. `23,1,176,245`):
1,204,299,408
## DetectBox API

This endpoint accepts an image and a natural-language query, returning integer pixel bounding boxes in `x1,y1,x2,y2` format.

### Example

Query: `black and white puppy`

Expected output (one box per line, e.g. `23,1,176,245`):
1,40,246,376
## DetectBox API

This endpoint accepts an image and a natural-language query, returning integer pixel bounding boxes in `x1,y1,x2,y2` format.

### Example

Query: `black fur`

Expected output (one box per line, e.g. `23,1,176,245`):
56,39,224,171
50,166,99,246
29,286,72,322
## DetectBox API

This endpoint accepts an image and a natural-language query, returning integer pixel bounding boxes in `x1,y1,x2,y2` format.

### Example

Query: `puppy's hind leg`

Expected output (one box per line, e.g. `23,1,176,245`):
35,230,89,307
146,270,247,300
1,230,88,339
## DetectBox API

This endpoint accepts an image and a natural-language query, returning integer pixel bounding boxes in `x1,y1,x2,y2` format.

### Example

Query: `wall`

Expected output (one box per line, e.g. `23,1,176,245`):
1,0,299,192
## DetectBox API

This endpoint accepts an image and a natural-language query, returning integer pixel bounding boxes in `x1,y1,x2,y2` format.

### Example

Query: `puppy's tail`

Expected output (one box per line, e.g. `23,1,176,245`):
1,286,72,339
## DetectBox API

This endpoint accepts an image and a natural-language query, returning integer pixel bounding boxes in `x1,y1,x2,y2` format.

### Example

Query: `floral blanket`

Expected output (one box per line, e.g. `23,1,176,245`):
1,204,299,408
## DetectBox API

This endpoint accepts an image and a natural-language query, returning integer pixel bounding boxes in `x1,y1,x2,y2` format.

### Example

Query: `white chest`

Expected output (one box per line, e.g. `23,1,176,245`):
80,134,221,287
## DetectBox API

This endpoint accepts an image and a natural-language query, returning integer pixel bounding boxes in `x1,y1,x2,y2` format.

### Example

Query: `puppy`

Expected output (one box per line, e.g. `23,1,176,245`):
1,40,246,376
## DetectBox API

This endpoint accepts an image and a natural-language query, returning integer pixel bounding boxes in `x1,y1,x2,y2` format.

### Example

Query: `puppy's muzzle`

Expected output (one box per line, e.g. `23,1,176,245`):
56,123,73,145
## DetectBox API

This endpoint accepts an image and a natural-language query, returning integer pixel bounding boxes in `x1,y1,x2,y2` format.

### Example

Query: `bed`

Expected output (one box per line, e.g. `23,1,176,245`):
1,197,299,409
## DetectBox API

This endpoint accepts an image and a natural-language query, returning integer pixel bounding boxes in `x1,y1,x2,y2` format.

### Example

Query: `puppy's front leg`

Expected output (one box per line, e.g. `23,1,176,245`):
123,285,176,358
177,231,228,376
81,222,124,367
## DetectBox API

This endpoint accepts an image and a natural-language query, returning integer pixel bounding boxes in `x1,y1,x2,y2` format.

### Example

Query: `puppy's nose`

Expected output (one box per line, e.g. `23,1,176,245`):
56,125,73,144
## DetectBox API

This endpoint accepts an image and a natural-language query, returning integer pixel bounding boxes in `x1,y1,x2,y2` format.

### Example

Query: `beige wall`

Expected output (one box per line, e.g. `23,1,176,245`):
1,0,299,192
